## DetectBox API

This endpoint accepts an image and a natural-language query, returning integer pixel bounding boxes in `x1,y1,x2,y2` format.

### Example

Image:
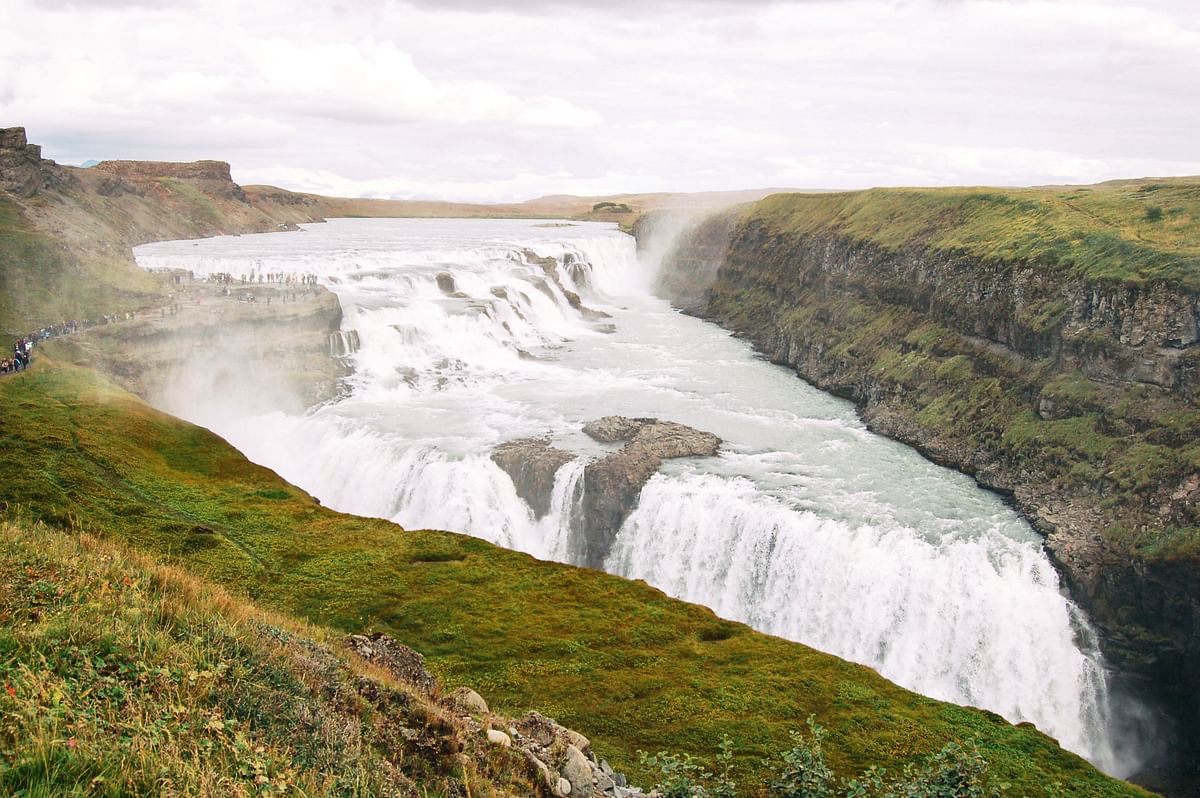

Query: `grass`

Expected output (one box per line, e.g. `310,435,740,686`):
0,520,540,797
749,178,1200,289
0,195,160,338
0,358,1148,797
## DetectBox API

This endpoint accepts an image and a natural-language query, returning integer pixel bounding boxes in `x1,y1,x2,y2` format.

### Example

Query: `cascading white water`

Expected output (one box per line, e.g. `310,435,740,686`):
135,218,1135,777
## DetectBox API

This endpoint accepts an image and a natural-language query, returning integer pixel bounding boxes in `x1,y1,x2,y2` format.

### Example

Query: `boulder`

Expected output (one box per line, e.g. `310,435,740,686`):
486,728,511,747
445,686,489,716
561,744,594,797
436,272,457,294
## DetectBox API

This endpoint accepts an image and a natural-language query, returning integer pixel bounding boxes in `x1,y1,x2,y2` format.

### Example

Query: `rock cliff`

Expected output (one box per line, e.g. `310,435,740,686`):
649,187,1200,791
0,126,68,197
492,416,721,568
93,158,248,201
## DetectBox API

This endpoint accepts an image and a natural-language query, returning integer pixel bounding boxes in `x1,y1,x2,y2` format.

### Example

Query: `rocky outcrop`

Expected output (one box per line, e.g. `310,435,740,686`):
346,632,645,797
491,417,720,569
347,632,438,696
651,208,1200,790
577,416,721,566
60,277,348,414
0,126,68,197
456,707,645,798
492,438,576,518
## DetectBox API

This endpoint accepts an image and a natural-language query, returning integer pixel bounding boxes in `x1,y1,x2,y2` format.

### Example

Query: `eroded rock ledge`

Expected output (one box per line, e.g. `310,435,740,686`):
491,416,721,568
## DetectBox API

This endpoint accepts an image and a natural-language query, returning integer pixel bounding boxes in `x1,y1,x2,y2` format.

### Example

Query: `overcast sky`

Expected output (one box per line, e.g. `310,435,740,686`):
2,0,1197,201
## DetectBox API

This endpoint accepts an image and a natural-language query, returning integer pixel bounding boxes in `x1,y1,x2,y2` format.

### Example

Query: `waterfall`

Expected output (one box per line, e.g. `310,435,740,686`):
133,218,1137,778
605,469,1121,775
535,458,587,562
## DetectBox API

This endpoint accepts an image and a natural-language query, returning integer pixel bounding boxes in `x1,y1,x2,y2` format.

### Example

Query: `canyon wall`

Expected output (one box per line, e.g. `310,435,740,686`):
646,191,1200,790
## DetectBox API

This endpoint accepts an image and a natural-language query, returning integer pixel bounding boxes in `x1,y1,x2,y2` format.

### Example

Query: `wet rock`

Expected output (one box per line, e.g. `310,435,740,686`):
583,416,721,459
346,632,436,696
493,418,720,567
436,272,457,294
522,248,610,321
492,438,576,518
578,417,721,567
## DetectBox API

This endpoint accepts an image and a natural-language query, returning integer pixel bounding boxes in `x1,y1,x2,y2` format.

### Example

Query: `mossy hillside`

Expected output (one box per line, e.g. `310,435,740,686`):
0,520,541,797
0,359,1145,796
0,195,158,336
750,179,1200,289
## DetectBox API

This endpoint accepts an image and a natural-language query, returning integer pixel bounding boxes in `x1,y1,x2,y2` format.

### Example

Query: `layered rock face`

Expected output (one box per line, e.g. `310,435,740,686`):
651,210,1200,787
492,416,721,568
58,278,348,415
0,126,67,197
94,159,248,201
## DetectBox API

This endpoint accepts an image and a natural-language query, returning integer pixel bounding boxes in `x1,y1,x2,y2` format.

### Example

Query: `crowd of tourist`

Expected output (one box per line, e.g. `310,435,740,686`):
3,271,325,378
204,271,319,286
2,316,127,376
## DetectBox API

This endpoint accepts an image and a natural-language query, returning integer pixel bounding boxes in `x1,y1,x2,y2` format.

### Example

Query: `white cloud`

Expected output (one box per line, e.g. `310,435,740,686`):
0,0,1197,201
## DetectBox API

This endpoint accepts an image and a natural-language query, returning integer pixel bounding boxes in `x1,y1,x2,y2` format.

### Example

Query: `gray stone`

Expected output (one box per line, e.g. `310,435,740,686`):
445,686,489,716
561,744,594,797
486,728,511,747
558,777,573,796
577,416,720,567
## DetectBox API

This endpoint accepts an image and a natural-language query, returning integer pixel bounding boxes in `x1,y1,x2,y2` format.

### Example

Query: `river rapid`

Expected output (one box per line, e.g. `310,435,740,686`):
135,218,1134,776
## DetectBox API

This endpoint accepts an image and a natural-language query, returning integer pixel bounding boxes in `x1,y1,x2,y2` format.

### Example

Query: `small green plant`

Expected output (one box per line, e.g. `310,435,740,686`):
772,716,835,798
1145,205,1165,222
643,717,1007,798
639,735,738,798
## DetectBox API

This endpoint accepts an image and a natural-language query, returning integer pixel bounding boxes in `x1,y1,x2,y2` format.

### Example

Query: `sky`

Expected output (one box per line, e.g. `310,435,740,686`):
1,0,1198,202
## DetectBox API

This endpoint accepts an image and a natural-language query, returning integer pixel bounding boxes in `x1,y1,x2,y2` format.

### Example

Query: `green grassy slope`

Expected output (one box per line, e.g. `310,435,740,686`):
0,520,542,797
0,358,1147,797
752,178,1200,288
0,195,159,337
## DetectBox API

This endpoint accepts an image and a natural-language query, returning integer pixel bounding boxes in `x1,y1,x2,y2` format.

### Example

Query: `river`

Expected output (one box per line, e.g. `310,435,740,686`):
135,217,1131,776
